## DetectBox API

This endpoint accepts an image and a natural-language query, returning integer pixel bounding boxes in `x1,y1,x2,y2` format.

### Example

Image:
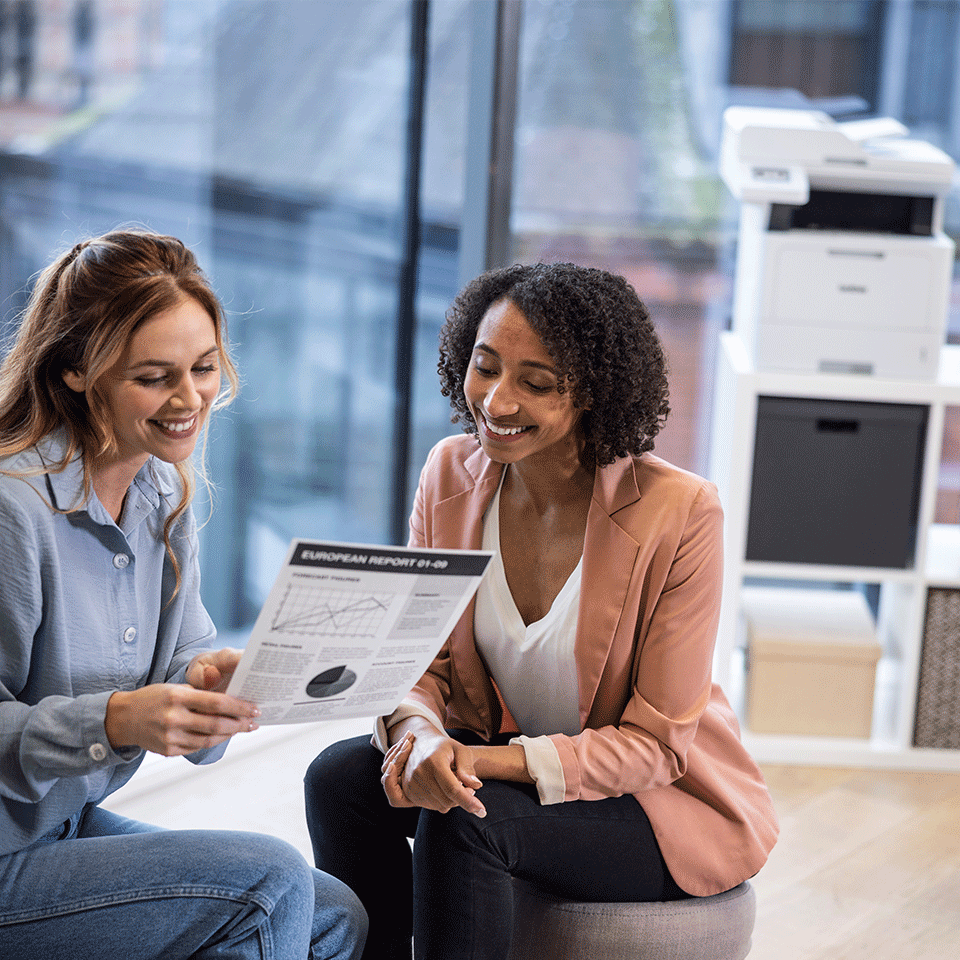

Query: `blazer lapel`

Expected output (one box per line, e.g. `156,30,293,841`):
432,444,502,550
576,457,643,726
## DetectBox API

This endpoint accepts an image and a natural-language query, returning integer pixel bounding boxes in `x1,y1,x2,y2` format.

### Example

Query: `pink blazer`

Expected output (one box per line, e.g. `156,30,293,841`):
405,434,778,896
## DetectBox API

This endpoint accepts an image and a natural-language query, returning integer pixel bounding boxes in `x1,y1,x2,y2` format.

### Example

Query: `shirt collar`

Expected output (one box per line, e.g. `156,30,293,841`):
37,429,174,527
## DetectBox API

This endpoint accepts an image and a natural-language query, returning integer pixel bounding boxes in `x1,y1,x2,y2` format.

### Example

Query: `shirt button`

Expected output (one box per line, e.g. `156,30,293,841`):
123,626,137,643
113,553,130,569
89,743,107,761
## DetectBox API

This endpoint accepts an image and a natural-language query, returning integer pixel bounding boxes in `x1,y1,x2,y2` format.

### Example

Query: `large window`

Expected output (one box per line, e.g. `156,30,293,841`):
3,0,960,636
0,0,469,633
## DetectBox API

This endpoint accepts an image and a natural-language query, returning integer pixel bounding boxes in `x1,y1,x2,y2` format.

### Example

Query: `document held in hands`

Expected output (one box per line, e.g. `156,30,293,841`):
226,540,493,724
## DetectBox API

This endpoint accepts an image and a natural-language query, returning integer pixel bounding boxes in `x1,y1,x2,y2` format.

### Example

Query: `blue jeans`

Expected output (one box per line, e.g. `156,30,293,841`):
304,733,685,960
0,804,367,960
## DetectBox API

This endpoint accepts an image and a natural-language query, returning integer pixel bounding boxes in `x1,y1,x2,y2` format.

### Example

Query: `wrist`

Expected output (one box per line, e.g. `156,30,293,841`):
389,714,444,747
104,690,132,750
472,744,532,784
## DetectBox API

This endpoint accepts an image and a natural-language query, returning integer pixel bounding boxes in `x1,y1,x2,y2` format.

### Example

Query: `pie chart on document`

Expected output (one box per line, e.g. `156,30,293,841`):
305,665,357,698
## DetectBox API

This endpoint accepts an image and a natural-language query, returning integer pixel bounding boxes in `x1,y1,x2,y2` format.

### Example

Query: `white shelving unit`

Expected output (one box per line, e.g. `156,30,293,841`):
709,331,960,770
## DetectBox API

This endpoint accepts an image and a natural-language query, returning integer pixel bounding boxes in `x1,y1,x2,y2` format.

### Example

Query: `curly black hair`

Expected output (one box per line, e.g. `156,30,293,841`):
438,262,670,467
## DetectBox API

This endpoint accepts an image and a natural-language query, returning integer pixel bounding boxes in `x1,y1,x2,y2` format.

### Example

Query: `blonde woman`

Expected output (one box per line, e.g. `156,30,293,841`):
0,230,366,960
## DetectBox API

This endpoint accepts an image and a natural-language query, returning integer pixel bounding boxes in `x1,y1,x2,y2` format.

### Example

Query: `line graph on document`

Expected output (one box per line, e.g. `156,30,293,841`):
270,583,394,638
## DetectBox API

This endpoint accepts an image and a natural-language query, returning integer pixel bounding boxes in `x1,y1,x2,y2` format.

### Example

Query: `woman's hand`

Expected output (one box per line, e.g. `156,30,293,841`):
185,647,244,693
104,683,260,757
381,732,417,807
384,719,486,817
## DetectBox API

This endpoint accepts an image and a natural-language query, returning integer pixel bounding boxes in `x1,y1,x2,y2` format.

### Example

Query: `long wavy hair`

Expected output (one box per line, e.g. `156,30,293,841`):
0,229,239,594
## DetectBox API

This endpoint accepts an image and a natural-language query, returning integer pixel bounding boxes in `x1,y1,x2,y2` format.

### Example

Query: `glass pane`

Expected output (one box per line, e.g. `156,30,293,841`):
0,0,417,633
729,0,883,104
902,0,959,127
410,0,471,502
511,0,728,476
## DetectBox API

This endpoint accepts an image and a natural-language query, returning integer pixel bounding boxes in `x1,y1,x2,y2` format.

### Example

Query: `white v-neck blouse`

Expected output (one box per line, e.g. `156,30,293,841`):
474,474,582,738
469,473,582,802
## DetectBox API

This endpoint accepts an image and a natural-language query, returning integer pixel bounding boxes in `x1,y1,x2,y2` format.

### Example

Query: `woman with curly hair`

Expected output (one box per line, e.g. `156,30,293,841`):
305,262,777,960
0,229,367,960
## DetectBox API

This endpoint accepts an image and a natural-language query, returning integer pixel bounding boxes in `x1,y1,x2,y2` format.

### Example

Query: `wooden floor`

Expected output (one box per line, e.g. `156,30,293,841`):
105,723,960,959
750,764,960,960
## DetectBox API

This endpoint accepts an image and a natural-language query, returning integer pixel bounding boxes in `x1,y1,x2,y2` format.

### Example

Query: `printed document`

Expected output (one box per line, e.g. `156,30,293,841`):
226,540,492,724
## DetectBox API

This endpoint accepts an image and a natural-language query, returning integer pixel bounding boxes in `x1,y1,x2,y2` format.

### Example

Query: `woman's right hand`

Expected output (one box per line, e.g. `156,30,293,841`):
104,683,260,756
384,718,486,817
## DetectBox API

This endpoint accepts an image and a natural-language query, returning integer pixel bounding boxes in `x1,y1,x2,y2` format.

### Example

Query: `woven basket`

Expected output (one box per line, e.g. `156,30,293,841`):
914,588,960,749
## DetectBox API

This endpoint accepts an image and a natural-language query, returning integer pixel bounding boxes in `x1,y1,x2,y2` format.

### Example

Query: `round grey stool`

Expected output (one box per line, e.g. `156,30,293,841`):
508,880,755,960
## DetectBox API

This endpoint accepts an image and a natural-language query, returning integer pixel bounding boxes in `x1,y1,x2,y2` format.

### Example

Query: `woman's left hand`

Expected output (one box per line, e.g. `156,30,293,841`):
186,648,243,693
381,731,417,807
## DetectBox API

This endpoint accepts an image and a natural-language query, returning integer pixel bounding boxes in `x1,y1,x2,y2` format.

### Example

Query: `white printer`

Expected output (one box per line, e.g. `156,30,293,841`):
720,106,956,380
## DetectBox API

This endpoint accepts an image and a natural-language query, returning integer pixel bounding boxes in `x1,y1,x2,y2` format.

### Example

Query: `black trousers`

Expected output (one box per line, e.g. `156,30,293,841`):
303,731,685,960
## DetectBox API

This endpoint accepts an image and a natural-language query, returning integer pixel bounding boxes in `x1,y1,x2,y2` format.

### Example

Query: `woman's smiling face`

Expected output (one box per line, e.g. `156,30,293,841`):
463,298,585,468
85,296,222,473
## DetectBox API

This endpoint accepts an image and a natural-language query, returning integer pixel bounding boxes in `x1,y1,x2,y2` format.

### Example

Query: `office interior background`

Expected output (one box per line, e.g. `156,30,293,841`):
4,4,960,957
2,0,959,640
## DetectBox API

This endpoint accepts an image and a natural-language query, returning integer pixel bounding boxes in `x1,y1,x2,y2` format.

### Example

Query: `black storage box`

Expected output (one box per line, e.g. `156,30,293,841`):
745,396,927,568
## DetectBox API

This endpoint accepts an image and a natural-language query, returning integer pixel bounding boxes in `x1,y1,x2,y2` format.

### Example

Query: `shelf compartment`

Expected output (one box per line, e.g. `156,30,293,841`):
746,396,927,569
741,585,882,739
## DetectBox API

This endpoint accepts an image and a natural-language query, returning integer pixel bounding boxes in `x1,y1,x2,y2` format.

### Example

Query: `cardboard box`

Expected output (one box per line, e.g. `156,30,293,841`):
743,587,882,738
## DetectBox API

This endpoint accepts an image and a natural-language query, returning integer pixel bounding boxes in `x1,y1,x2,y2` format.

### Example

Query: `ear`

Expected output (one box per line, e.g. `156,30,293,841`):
62,369,87,393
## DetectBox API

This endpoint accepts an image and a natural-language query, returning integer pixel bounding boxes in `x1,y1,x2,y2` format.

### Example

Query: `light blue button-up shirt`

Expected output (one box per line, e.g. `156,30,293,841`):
0,431,222,855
